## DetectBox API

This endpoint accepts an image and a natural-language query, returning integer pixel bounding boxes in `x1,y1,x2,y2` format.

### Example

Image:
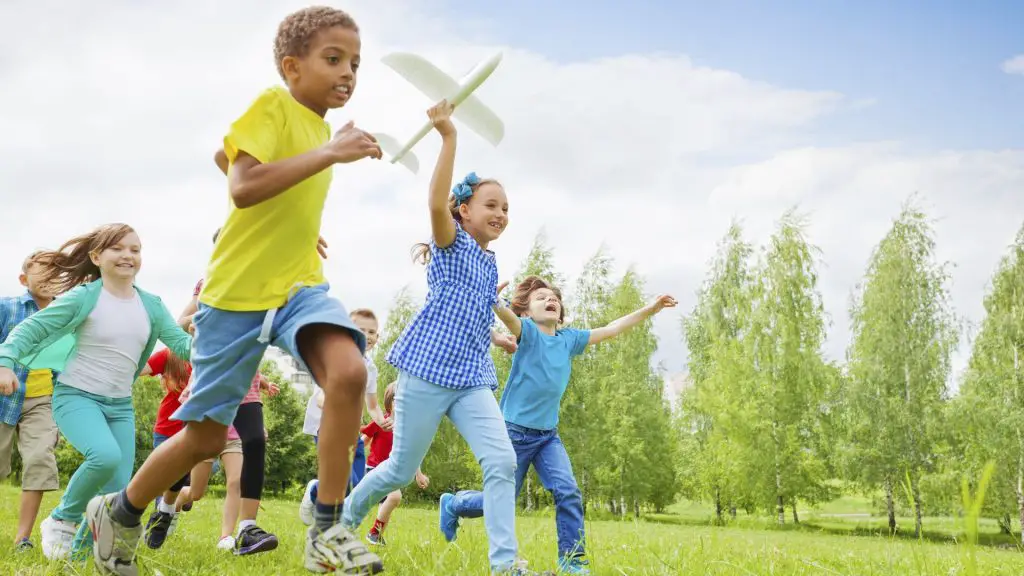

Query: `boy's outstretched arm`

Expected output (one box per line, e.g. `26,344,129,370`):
588,294,677,346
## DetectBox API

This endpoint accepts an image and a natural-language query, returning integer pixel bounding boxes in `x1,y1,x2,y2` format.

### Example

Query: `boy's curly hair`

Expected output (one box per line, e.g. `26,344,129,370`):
510,275,566,323
274,6,359,80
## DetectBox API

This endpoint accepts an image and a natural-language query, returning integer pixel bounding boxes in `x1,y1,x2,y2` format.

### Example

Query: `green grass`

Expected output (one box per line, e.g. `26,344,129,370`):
2,486,1024,575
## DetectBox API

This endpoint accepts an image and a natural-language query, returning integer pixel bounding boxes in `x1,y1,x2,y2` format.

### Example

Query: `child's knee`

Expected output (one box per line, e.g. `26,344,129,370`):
387,490,402,506
89,446,122,476
481,445,517,481
321,360,368,401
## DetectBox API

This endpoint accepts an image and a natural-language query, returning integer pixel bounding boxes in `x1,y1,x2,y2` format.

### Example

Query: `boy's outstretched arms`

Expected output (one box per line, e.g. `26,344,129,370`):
588,294,677,346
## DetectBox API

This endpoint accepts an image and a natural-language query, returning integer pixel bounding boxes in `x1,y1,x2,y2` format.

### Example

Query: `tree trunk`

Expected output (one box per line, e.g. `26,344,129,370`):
791,498,799,524
714,487,723,524
912,473,923,538
608,498,616,515
773,422,784,525
1017,348,1024,546
886,478,897,535
633,498,640,519
525,474,534,511
730,505,737,519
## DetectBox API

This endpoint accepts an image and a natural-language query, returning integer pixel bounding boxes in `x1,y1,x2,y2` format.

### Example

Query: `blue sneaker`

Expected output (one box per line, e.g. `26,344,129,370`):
438,493,460,542
557,555,591,575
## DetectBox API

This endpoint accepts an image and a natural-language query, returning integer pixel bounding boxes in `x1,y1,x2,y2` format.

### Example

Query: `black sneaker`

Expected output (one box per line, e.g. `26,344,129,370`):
234,524,278,556
145,510,175,549
14,538,33,553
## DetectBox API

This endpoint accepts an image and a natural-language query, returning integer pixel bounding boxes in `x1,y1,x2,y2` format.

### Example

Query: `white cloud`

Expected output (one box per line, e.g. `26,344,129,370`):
0,0,1020,385
1002,54,1024,75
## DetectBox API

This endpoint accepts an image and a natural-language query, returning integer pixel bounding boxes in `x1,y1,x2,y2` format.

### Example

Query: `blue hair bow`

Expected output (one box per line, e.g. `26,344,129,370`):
452,172,481,205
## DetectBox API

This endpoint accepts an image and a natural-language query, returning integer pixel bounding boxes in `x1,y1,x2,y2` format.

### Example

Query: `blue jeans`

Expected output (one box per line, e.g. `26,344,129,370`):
450,422,586,559
343,371,518,571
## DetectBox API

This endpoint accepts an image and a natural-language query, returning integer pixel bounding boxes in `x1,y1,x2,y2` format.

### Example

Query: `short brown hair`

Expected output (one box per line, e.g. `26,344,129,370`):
511,275,565,323
350,308,377,322
274,6,359,80
21,250,48,273
383,381,396,414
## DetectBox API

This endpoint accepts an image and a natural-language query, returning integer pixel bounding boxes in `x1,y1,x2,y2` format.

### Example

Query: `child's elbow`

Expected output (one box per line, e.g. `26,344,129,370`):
229,182,255,209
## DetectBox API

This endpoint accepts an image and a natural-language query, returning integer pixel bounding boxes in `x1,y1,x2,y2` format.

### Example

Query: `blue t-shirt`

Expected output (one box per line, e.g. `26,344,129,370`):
499,318,591,430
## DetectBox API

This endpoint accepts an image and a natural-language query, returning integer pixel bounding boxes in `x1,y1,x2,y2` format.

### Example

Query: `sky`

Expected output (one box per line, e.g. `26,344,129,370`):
0,0,1021,386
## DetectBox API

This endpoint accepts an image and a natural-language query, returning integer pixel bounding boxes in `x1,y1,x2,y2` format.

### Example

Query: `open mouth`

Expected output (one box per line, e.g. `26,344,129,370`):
488,222,503,232
545,303,558,313
334,84,351,99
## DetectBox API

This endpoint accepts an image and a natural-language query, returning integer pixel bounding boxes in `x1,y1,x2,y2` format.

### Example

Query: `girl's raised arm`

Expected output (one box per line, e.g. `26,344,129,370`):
427,100,458,249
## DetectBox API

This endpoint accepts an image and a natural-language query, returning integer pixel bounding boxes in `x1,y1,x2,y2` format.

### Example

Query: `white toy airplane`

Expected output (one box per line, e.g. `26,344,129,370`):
374,51,505,174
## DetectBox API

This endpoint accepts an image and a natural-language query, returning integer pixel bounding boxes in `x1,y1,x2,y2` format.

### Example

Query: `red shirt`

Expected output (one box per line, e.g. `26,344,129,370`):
148,348,192,437
361,415,394,468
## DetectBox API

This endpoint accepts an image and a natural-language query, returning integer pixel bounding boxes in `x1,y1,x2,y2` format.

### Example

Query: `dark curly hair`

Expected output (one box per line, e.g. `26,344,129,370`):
274,6,359,80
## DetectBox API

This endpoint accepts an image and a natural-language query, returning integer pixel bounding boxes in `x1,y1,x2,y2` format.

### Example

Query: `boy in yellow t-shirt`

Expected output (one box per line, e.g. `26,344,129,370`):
87,7,385,575
0,252,60,552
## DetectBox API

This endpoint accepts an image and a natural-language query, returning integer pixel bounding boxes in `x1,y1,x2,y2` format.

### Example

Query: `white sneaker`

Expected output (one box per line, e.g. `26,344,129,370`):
304,524,384,574
299,479,317,526
216,535,235,551
86,493,142,576
40,516,78,560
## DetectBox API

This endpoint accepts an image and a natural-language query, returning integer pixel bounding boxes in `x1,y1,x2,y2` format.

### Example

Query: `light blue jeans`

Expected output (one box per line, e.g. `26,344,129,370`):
343,371,518,570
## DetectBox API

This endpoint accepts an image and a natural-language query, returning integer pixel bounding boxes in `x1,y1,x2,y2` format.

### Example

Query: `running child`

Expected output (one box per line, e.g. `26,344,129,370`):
438,276,677,574
359,382,429,546
165,372,276,552
0,224,192,561
0,251,68,553
342,99,547,576
85,7,385,575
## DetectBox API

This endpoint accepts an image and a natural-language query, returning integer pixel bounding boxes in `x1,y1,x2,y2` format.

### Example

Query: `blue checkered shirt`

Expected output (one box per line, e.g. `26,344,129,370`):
387,225,499,390
0,292,48,425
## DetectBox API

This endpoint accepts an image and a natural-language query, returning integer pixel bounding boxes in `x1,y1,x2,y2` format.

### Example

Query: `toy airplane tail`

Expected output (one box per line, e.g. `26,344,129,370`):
373,52,505,174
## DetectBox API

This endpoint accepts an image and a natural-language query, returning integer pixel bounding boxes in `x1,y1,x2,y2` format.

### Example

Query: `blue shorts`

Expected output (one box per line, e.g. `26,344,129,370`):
173,283,365,427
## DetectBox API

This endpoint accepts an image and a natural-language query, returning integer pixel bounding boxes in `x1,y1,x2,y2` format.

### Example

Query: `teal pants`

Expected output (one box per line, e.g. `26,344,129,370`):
49,384,135,556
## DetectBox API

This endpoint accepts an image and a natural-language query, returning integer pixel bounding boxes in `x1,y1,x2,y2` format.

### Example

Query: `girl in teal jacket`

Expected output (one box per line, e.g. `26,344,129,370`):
0,223,191,560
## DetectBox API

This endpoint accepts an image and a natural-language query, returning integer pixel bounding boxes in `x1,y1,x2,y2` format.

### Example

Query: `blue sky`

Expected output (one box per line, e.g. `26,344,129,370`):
446,0,1023,151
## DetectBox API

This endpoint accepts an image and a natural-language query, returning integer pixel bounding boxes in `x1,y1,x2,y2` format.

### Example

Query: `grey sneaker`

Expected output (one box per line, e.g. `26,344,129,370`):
304,523,384,574
86,494,142,576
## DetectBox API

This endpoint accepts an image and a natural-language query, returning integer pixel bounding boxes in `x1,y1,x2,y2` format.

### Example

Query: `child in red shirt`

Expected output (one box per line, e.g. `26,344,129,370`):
360,382,429,546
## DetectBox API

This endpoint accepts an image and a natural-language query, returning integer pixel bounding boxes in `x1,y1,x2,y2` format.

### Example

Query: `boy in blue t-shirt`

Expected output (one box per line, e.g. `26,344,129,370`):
438,275,676,575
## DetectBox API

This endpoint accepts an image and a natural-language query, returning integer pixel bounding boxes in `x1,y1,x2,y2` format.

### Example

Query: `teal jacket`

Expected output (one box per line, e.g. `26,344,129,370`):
0,279,192,382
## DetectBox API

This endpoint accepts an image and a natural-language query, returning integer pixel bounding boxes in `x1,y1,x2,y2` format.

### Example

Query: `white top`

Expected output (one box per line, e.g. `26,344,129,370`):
60,288,151,398
303,355,377,436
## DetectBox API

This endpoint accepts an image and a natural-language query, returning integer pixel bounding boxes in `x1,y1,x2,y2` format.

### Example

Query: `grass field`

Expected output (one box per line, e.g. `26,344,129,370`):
2,486,1024,575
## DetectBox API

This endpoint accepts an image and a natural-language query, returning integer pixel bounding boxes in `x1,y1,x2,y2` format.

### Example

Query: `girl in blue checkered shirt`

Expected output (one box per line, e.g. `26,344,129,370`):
342,100,542,575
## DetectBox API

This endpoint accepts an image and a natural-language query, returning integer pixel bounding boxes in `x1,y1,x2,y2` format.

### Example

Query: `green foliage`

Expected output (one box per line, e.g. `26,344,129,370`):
261,360,316,495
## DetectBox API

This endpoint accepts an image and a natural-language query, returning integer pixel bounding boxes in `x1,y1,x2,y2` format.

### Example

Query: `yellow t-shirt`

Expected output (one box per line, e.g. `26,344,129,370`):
24,369,53,398
200,85,333,311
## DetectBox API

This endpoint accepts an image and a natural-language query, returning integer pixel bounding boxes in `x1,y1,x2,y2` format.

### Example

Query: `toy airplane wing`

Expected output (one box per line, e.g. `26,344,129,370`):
382,52,505,146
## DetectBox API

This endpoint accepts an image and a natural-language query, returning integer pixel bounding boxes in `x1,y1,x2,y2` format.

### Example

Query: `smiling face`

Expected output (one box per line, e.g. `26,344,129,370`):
90,231,142,282
20,255,55,300
351,313,379,352
282,25,360,116
458,182,509,246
